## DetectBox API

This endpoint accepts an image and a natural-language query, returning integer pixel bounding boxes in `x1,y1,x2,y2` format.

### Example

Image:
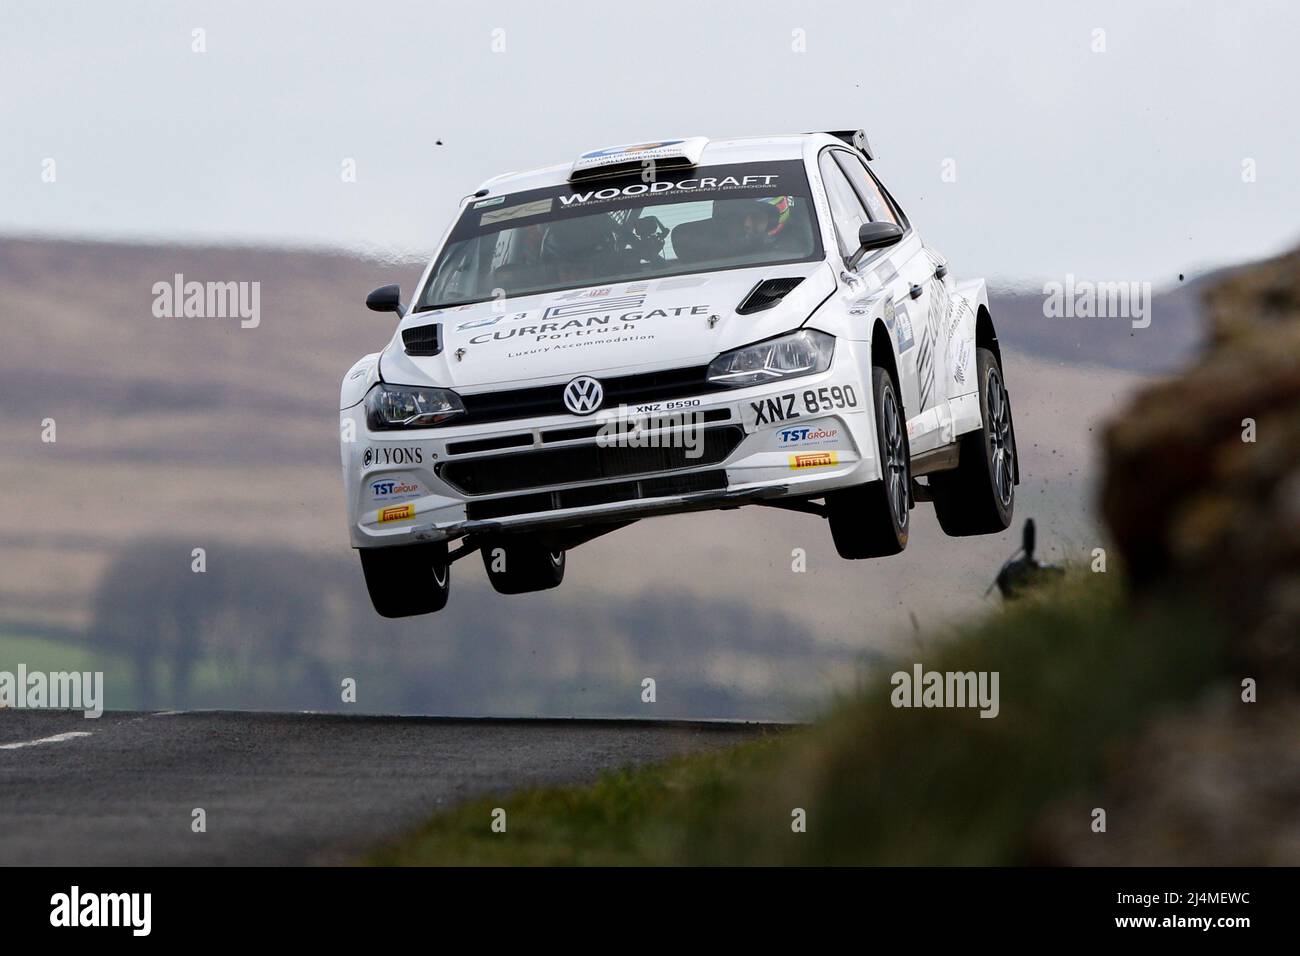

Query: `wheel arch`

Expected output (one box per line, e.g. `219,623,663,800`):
870,317,901,389
975,304,1002,368
972,305,1019,485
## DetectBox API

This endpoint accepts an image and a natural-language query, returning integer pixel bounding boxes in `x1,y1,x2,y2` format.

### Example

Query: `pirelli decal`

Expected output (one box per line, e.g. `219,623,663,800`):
378,503,415,523
789,452,839,469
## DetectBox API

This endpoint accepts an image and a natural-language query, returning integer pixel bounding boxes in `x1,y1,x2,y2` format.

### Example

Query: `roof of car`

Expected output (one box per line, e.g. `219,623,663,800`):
475,134,832,196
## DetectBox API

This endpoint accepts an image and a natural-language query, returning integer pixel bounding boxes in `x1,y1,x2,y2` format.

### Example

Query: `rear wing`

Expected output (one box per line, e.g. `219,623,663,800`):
811,129,874,161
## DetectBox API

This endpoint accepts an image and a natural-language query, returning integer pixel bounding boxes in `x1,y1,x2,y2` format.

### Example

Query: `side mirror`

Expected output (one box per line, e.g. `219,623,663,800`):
366,284,405,317
856,221,904,252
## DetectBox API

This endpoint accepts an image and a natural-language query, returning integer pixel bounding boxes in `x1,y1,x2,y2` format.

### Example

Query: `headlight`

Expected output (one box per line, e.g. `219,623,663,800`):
365,383,465,429
706,329,835,388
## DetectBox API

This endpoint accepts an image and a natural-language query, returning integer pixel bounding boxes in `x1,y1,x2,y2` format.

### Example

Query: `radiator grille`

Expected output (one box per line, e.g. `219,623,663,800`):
440,426,744,495
465,470,728,520
456,365,726,426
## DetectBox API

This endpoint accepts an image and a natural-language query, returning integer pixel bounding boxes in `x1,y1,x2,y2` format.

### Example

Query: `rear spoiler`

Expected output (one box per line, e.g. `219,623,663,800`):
810,129,874,161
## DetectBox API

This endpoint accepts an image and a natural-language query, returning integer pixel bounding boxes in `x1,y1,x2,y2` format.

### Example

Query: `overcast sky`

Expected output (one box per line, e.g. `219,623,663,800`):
4,0,1298,283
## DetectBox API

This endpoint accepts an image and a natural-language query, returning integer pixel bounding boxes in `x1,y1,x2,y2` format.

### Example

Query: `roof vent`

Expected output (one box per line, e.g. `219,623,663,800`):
402,324,442,356
736,277,805,315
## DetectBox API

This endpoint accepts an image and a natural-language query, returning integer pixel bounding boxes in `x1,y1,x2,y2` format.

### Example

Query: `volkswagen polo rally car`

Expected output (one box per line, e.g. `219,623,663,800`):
340,131,1018,616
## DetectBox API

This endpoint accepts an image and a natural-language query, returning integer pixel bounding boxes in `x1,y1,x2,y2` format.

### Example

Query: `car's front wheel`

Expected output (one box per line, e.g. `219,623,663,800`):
929,347,1017,536
358,542,451,617
826,365,911,559
481,537,566,594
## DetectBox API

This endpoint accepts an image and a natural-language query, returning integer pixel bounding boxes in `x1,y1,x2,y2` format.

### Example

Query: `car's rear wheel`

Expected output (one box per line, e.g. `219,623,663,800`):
481,538,566,594
359,542,451,617
929,347,1016,536
827,365,911,559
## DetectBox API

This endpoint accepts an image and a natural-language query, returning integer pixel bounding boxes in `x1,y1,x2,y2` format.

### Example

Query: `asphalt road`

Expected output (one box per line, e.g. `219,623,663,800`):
0,709,776,865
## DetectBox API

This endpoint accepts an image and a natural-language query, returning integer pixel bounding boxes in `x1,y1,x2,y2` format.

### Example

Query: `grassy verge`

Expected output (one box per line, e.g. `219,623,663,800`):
370,574,1228,865
0,633,130,680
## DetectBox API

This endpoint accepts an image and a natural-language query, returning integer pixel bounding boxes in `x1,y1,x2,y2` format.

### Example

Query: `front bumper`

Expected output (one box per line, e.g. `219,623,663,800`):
340,343,878,547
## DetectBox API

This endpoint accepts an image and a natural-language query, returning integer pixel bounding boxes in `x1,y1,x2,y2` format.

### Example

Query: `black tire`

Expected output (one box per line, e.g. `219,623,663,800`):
481,538,566,595
826,365,911,559
359,542,451,617
929,347,1017,536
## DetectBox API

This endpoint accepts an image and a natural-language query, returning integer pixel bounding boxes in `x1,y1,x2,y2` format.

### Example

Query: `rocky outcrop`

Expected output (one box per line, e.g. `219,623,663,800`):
1042,247,1300,865
1101,246,1300,682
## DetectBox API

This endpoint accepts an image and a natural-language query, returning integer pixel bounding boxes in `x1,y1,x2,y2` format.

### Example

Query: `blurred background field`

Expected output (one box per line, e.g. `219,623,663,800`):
0,236,1211,718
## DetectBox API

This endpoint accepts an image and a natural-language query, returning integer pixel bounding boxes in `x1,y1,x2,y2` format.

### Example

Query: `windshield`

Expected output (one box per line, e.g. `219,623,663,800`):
416,160,822,311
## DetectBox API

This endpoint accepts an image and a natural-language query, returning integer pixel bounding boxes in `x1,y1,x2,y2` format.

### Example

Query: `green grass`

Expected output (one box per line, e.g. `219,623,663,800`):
0,633,126,677
0,632,139,710
370,574,1229,865
0,633,321,712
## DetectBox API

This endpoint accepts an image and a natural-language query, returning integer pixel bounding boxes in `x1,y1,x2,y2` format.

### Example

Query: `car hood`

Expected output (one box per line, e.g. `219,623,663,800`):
379,261,835,391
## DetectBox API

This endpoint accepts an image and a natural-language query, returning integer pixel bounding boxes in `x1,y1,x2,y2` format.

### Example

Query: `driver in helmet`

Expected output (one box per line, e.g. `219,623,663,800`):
717,199,776,253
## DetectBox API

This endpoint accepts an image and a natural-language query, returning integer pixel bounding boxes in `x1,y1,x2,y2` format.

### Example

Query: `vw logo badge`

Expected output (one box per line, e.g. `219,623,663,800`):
563,376,604,416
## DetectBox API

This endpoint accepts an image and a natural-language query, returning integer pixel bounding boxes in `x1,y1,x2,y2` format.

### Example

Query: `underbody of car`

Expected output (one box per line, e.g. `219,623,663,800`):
339,131,1019,615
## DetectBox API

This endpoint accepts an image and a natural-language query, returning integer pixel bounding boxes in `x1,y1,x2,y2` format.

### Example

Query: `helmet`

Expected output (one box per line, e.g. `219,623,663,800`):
761,195,793,236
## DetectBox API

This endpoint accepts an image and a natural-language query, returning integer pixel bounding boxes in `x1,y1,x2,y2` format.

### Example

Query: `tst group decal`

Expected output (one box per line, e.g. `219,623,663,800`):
362,446,423,467
777,425,841,448
368,475,425,503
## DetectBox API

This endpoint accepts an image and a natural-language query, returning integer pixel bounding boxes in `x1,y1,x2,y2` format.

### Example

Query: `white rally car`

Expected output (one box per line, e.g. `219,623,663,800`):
340,132,1018,616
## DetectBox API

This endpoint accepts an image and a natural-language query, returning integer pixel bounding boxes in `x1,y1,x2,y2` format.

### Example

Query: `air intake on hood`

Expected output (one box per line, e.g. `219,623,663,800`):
402,324,442,356
735,277,804,315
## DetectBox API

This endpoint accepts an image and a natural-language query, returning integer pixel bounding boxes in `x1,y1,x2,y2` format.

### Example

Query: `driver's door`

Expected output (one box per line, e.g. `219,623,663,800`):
817,149,931,429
